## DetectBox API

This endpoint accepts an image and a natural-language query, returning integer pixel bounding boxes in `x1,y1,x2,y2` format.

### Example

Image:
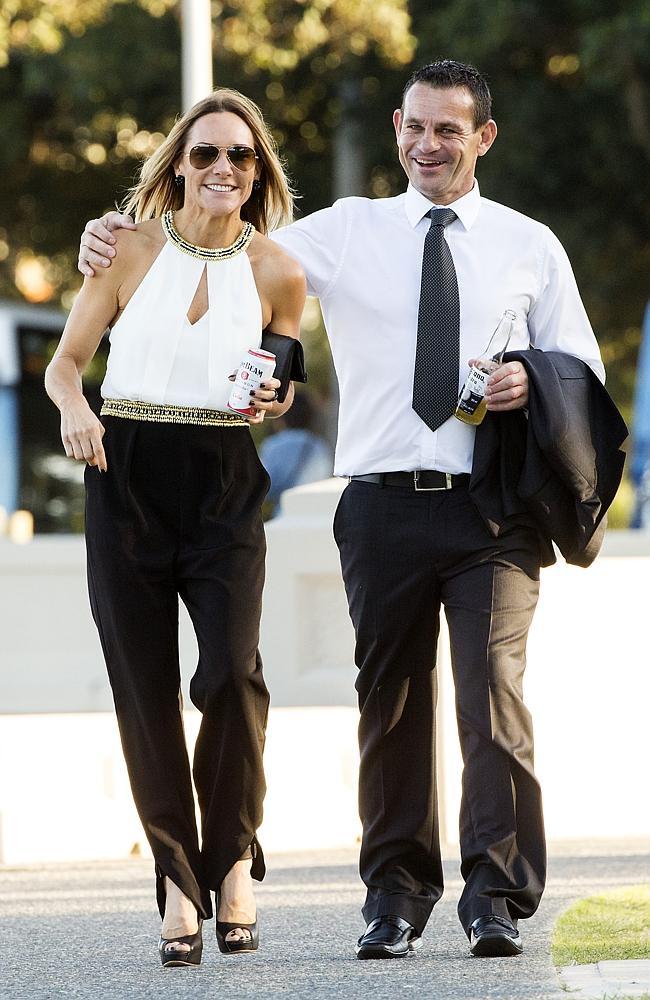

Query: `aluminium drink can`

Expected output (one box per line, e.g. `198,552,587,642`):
228,348,276,416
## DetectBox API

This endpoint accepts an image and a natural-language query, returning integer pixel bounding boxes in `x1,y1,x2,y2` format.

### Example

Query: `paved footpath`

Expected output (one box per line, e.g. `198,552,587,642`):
1,841,648,1000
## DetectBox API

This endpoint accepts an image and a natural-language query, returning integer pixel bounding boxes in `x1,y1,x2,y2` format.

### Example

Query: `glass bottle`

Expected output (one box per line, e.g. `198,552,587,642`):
454,309,517,426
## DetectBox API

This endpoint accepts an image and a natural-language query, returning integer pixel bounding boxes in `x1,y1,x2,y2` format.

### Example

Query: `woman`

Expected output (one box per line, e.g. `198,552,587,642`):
45,90,305,966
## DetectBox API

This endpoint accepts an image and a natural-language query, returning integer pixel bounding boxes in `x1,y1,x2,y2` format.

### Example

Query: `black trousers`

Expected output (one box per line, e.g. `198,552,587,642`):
334,480,546,936
85,417,270,920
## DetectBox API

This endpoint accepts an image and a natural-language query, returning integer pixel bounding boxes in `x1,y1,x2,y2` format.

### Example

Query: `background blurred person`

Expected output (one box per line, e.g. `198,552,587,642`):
46,88,305,967
260,390,333,514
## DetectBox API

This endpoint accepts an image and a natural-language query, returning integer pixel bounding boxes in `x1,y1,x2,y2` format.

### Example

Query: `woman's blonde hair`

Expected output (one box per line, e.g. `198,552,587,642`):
120,89,295,234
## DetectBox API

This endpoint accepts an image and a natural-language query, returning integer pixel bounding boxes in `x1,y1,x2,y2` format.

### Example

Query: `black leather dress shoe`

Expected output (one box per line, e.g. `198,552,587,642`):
355,915,422,960
469,915,523,957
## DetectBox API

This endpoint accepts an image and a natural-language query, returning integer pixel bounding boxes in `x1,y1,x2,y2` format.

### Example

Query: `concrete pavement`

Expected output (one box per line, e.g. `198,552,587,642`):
1,840,648,1000
560,959,650,998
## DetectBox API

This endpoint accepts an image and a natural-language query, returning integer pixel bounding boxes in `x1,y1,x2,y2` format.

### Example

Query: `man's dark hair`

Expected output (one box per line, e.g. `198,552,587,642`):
402,59,492,130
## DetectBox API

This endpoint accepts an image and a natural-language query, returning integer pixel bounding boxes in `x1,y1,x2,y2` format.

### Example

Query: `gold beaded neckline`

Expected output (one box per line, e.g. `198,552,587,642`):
162,211,255,261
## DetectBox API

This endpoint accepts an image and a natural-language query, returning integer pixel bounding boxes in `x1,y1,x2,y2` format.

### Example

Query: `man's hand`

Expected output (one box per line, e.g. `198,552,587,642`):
484,361,528,411
78,212,136,277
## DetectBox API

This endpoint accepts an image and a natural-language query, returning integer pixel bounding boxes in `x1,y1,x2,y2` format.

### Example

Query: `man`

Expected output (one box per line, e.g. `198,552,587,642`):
78,60,607,960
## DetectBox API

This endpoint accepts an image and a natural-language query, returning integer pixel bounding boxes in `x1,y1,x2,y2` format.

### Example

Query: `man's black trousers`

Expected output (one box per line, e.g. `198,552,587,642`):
334,480,546,936
84,417,270,920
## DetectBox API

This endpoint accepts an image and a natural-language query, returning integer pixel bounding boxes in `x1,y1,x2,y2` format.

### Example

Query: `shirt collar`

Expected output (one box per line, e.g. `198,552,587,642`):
404,181,481,232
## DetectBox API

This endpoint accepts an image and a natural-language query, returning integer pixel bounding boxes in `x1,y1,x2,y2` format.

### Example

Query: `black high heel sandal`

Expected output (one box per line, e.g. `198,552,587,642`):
215,892,259,955
158,919,203,967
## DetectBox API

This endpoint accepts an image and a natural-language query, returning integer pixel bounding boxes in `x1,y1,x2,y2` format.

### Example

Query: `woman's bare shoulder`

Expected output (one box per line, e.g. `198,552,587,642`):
247,231,305,331
248,231,304,284
113,218,164,255
107,219,165,282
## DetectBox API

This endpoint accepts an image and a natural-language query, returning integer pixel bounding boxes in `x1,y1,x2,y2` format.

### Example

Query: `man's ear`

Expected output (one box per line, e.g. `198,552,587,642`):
392,108,403,143
477,119,498,157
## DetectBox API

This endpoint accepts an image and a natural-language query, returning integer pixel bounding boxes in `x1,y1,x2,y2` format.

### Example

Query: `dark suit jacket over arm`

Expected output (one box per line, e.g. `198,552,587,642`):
469,350,628,567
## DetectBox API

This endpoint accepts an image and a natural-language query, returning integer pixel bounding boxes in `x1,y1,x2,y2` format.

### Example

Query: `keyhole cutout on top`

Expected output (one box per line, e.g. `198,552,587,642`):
186,266,209,326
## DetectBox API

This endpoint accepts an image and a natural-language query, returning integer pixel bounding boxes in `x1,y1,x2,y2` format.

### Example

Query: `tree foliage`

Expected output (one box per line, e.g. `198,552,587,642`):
0,0,176,66
216,0,414,69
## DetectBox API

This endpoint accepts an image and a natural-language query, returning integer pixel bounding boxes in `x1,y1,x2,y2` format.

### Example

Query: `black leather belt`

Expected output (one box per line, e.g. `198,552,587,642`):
349,471,471,491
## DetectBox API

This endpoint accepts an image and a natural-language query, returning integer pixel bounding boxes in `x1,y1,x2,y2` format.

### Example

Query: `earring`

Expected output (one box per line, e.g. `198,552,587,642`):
174,174,185,188
252,179,261,192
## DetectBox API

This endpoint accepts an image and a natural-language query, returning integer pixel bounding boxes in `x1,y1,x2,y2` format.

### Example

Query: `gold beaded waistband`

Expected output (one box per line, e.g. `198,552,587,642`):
100,398,247,427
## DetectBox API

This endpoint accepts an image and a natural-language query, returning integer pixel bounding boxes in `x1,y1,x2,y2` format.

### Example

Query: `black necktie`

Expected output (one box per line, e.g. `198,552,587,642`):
412,207,460,432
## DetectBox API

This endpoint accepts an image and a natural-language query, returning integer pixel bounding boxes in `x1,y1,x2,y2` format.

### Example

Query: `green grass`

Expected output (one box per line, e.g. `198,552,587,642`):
552,884,650,968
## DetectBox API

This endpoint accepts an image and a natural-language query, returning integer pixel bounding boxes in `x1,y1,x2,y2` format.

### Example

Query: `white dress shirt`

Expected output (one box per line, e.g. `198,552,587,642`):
272,183,605,477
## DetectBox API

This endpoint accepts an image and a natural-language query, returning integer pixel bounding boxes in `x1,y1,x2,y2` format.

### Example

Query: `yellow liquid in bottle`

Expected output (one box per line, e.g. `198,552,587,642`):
455,395,487,426
455,364,490,425
455,309,516,426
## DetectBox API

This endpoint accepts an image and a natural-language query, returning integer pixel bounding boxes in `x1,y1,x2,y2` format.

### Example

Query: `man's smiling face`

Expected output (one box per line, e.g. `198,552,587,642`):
392,83,497,205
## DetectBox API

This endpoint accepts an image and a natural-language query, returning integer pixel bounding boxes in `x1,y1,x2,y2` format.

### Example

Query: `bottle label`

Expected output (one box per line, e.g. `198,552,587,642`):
457,366,488,415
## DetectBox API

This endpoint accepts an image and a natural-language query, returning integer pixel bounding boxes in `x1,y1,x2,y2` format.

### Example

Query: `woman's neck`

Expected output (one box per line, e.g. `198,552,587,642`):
172,208,244,249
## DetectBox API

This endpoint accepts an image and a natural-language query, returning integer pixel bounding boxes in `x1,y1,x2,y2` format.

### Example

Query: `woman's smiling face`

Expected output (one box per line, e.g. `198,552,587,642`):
177,111,260,218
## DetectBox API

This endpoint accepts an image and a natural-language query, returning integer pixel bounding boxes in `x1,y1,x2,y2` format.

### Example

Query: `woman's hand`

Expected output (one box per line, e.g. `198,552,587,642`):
245,375,284,424
60,397,107,471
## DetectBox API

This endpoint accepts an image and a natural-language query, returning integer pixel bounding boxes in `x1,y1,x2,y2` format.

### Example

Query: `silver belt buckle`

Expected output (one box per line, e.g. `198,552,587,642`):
413,470,453,492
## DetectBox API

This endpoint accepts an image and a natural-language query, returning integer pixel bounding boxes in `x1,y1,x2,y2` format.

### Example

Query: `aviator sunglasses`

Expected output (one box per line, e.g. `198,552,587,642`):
186,143,259,172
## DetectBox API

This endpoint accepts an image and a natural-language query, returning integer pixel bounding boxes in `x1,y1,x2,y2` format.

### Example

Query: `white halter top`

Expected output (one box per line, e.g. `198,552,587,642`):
101,229,263,411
